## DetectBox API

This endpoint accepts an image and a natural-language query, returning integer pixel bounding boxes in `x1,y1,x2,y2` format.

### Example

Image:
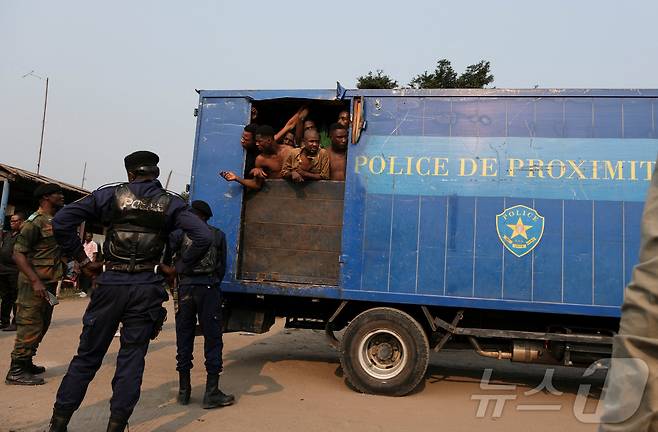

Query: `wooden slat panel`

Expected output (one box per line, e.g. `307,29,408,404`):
246,179,346,200
243,222,342,252
244,197,343,225
241,247,340,285
240,180,344,285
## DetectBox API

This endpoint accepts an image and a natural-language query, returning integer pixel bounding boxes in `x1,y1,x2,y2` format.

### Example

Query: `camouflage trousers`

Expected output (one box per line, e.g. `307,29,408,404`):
10,279,56,362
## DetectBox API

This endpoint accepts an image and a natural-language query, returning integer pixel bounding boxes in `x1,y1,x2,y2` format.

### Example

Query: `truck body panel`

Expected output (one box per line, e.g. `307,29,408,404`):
191,89,658,320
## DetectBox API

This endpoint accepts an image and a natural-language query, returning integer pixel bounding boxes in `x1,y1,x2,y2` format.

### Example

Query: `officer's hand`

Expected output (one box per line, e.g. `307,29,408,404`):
82,262,103,277
31,280,48,301
160,264,177,285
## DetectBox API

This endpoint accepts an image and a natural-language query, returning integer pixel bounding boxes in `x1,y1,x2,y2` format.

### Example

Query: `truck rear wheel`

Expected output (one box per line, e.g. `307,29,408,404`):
339,307,429,396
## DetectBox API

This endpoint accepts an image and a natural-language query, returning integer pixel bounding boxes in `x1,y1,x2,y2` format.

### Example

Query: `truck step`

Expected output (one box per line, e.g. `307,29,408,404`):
285,317,326,330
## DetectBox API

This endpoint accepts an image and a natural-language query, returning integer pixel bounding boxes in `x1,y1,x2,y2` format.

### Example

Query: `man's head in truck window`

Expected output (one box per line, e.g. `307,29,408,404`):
302,129,321,156
330,123,348,151
337,110,350,129
255,125,277,154
303,120,316,131
241,123,258,151
282,131,296,148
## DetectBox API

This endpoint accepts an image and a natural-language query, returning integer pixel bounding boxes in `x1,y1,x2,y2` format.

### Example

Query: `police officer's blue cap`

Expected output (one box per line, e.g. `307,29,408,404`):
191,200,213,218
124,151,159,171
33,183,63,199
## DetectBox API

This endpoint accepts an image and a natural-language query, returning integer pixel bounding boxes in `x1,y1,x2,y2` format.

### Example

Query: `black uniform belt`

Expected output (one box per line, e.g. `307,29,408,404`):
103,263,160,273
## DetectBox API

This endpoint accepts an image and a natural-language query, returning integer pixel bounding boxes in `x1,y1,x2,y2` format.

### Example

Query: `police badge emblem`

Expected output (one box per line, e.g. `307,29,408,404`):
496,205,545,257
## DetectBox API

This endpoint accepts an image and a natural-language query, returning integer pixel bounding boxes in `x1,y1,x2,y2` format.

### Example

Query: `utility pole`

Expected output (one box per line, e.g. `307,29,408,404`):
81,162,87,188
37,77,49,175
22,71,49,174
164,169,173,189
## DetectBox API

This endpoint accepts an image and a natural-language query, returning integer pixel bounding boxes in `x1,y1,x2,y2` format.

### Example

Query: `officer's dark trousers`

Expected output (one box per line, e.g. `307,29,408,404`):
54,283,168,421
175,284,223,374
0,272,17,325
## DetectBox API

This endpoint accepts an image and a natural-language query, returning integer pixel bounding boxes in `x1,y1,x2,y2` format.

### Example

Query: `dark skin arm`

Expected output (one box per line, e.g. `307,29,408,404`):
296,169,323,180
13,251,48,300
81,262,103,278
283,170,304,183
294,107,309,149
275,109,303,142
219,170,263,191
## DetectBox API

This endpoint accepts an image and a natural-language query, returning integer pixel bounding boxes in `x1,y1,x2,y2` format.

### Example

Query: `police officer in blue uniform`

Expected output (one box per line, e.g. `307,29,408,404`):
168,200,234,409
48,151,211,432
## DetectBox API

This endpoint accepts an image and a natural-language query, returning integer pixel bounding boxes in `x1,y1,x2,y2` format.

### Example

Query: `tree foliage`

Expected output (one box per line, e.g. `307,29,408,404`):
355,59,494,89
410,59,493,89
356,69,398,89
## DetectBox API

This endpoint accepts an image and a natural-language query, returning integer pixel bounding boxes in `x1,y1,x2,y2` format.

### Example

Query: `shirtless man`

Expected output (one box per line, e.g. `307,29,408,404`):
220,125,289,190
328,123,348,181
281,129,330,183
337,110,350,129
241,123,259,175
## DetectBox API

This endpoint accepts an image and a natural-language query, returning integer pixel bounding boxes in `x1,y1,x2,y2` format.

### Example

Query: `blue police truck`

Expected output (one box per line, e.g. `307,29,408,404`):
190,87,658,396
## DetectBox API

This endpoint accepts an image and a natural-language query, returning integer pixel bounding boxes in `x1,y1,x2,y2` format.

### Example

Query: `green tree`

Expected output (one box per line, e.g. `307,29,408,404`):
356,69,398,89
455,60,494,88
409,59,457,89
409,59,493,89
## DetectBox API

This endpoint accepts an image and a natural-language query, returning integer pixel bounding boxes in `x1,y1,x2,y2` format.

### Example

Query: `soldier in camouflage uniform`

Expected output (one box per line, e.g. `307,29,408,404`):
5,183,65,386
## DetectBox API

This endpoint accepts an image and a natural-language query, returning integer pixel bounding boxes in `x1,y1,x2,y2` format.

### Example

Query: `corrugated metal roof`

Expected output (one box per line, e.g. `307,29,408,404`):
0,162,89,195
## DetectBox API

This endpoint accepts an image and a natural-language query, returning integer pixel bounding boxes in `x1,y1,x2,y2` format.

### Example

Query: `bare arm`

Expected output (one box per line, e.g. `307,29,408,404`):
275,112,300,142
299,151,330,180
297,170,323,180
219,171,263,191
294,107,309,148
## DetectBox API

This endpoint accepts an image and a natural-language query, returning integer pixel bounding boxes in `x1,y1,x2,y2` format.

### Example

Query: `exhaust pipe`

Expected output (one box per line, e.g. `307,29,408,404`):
468,336,512,360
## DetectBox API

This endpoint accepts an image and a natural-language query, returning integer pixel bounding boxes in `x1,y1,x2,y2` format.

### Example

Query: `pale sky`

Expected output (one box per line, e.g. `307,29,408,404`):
1,0,657,192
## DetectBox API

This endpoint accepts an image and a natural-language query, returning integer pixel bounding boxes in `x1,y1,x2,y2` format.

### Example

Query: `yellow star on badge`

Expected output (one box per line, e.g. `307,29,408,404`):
507,217,532,240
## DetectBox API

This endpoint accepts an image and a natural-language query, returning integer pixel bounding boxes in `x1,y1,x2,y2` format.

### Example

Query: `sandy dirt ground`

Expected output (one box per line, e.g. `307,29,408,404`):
0,297,607,432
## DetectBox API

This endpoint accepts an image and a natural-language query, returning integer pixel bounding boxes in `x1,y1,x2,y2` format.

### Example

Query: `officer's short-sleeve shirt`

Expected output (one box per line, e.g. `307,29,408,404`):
14,211,63,283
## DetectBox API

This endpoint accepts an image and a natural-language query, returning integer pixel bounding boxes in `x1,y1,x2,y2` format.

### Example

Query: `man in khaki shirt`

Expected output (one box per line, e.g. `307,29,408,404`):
600,160,658,431
281,129,330,183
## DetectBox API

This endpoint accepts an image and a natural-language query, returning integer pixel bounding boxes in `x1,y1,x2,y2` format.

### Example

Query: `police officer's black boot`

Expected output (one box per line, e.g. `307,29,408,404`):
106,416,127,432
27,357,46,375
202,373,235,409
5,359,45,385
48,408,73,432
177,370,191,405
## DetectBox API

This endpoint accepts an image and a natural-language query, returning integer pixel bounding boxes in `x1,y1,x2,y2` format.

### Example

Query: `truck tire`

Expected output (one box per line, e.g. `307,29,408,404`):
339,307,429,396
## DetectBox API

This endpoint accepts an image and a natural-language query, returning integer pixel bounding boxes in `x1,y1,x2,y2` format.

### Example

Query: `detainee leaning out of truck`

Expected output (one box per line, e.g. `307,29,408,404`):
220,125,290,190
281,128,330,183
